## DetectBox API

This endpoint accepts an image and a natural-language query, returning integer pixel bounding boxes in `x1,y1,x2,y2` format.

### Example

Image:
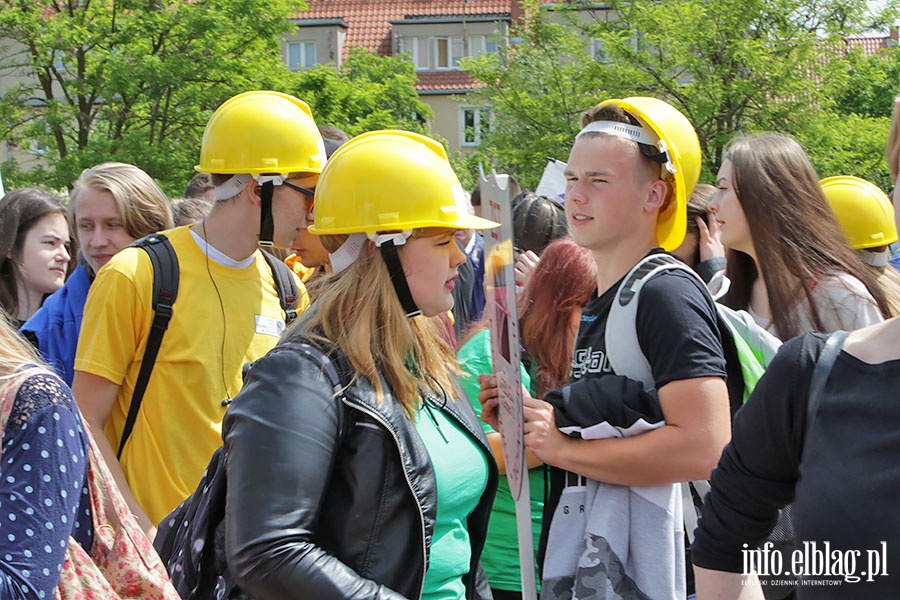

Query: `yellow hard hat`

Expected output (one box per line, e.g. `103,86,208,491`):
596,97,701,251
821,175,898,249
311,130,499,236
196,91,326,175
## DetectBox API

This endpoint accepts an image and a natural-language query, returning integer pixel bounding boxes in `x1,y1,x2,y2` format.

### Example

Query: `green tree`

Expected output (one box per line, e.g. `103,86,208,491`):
830,46,900,119
464,0,899,188
0,0,303,195
293,47,433,137
805,45,900,189
460,4,631,191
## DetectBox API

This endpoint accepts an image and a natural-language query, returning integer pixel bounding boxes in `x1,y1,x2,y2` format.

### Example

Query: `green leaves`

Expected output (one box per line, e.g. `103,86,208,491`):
0,0,303,195
463,0,900,190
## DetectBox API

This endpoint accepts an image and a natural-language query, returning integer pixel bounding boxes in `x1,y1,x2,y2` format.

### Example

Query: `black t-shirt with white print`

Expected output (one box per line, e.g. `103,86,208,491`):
539,250,729,592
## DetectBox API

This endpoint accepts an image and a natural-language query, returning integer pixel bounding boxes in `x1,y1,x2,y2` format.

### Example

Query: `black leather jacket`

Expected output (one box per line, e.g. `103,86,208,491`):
222,345,499,600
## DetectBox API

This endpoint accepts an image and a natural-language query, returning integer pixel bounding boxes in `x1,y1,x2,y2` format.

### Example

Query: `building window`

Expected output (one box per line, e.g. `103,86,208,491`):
29,139,49,157
593,28,641,62
399,36,430,71
434,37,464,69
591,38,609,62
467,35,498,57
462,108,491,146
286,42,317,71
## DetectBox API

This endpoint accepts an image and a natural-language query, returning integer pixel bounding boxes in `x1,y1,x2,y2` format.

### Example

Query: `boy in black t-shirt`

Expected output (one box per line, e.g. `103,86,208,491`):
480,98,732,599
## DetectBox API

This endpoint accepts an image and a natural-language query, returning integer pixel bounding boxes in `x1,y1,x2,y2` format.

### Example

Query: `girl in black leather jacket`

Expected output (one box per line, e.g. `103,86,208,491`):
222,130,500,600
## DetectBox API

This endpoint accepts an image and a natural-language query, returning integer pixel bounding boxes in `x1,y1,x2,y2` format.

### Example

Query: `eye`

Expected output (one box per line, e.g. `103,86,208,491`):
79,223,93,231
108,222,122,229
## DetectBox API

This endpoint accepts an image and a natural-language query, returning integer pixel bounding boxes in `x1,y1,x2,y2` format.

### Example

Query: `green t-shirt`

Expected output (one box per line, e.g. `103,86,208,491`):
415,398,489,600
457,328,544,593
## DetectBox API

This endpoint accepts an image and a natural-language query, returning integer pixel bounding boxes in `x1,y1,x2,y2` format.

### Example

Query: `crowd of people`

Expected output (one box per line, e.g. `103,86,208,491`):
0,87,899,600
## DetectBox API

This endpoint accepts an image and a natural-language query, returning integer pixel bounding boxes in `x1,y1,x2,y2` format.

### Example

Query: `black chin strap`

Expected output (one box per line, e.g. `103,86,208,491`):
259,181,275,246
379,240,421,318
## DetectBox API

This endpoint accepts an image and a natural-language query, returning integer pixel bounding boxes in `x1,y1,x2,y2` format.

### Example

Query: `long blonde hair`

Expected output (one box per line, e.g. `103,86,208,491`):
0,311,44,378
290,234,459,418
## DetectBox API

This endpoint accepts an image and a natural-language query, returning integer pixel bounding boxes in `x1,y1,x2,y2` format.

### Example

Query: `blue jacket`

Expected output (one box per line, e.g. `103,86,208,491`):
19,263,92,386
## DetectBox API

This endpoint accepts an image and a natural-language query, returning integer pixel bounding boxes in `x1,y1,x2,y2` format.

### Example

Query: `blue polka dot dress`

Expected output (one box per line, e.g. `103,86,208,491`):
0,370,91,598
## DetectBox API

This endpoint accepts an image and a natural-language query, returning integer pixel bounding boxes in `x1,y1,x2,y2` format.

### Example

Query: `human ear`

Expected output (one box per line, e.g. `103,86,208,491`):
247,180,263,207
643,179,669,214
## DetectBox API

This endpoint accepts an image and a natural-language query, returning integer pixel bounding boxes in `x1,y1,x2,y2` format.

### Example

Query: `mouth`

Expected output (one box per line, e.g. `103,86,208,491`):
92,254,113,266
445,274,458,291
570,213,593,224
50,267,66,275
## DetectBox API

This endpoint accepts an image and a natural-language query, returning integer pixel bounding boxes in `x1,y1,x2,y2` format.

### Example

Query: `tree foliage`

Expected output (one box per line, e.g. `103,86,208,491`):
464,0,900,189
460,3,630,190
0,0,305,195
291,47,433,137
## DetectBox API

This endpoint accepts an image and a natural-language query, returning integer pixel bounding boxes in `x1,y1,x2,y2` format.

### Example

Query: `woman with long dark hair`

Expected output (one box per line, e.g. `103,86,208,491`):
0,189,69,326
710,133,890,340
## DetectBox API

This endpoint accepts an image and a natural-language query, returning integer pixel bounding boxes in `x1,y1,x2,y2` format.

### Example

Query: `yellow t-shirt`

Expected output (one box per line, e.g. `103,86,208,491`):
75,226,308,523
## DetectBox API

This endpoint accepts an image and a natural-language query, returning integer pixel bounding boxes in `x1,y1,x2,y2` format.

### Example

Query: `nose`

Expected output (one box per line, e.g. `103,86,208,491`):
451,237,467,268
58,244,71,263
707,193,721,214
565,180,586,205
90,229,107,248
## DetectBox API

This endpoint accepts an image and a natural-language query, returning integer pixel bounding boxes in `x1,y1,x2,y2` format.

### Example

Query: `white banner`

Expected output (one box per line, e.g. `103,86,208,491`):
534,157,567,203
481,166,537,600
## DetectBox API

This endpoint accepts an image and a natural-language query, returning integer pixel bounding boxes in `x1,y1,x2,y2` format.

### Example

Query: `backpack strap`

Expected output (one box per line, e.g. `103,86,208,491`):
118,233,178,459
804,330,848,448
261,250,300,325
682,479,711,545
267,341,349,435
606,253,702,390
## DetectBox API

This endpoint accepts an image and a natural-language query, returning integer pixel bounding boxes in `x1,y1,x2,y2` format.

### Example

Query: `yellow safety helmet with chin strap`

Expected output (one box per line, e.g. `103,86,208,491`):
593,97,701,252
311,130,498,317
196,90,325,246
821,175,897,250
196,90,326,176
311,130,498,237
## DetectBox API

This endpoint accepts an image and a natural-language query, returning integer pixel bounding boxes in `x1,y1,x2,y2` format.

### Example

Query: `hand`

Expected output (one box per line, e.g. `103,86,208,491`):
514,250,540,287
477,373,500,430
522,394,568,466
696,216,725,263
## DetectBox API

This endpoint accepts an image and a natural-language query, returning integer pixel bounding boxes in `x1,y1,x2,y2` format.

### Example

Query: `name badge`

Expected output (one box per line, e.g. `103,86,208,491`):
255,315,285,338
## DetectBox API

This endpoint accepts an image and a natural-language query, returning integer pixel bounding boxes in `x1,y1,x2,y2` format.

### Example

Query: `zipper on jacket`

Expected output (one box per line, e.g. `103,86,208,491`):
342,397,428,599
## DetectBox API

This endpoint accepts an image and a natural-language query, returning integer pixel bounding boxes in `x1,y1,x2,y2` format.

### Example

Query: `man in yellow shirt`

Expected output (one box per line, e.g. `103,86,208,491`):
73,91,324,532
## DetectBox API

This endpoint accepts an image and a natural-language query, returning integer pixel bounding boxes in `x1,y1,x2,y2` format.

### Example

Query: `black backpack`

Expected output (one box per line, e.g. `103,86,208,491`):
153,342,349,600
116,233,301,459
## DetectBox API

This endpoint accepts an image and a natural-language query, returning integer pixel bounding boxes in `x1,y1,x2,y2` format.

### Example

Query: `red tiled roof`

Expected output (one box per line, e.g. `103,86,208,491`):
293,0,513,90
415,70,483,93
845,36,890,55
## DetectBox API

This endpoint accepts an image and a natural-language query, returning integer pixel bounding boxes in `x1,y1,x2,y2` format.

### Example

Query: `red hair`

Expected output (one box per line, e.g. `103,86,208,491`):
519,238,597,395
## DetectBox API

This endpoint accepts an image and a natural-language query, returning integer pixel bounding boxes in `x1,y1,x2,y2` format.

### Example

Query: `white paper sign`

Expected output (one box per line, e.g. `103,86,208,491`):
481,167,537,600
534,157,567,203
